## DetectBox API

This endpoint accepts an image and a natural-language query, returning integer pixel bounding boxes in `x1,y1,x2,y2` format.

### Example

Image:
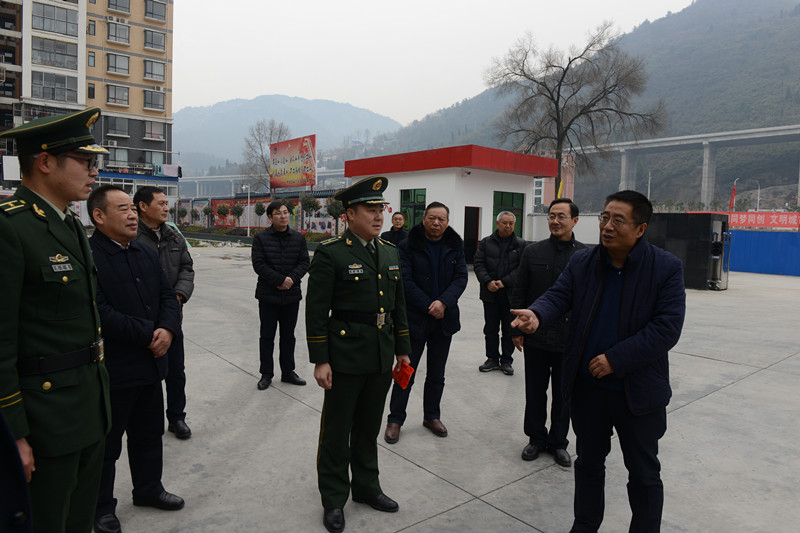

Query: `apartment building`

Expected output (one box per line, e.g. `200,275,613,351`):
0,0,178,204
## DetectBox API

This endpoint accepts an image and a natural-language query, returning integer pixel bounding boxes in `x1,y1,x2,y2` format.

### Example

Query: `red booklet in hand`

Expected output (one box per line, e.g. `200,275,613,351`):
392,361,414,389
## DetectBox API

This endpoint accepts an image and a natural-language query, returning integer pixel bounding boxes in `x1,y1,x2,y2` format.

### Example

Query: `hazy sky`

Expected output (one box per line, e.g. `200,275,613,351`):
173,0,694,126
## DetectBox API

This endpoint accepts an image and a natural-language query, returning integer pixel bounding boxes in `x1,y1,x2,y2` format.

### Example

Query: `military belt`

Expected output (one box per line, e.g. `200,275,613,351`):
333,310,391,326
18,339,104,376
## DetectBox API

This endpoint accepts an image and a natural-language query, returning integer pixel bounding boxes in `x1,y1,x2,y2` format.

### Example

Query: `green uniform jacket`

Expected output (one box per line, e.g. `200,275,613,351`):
306,229,412,374
0,186,110,457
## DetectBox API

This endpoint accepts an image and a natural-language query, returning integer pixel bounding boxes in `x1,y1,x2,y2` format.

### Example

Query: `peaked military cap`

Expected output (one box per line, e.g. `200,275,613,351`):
0,107,109,156
335,176,389,208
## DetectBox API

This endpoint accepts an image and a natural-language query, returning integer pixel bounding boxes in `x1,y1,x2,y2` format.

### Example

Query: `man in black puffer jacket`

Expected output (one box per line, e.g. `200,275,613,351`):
510,198,586,468
251,201,310,390
474,211,527,376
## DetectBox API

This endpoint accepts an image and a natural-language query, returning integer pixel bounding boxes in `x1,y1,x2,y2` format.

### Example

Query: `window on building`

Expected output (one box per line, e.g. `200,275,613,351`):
144,1,166,21
493,191,525,237
108,147,128,166
108,0,130,14
88,20,95,35
143,90,165,110
31,37,78,70
145,150,164,166
88,51,95,67
107,117,128,136
107,53,129,75
107,22,129,44
32,2,79,37
31,71,77,103
144,30,165,51
88,83,95,99
400,188,427,228
143,60,165,81
106,85,129,106
144,121,165,140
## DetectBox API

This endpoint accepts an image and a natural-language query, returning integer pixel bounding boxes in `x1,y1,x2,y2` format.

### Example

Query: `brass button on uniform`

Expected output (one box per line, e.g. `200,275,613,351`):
377,325,382,330
378,274,382,279
340,329,346,336
62,275,68,282
42,381,52,391
355,276,359,281
380,308,385,313
379,290,384,296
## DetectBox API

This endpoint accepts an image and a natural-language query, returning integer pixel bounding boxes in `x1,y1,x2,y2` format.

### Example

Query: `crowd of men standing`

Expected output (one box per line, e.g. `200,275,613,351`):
1,108,686,533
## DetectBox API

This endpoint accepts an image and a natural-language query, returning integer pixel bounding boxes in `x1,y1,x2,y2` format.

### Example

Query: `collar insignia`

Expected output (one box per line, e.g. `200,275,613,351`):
32,203,46,217
346,238,353,245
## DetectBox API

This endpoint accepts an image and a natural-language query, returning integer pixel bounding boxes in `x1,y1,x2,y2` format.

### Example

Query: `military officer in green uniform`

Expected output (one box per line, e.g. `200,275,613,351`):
306,176,412,533
0,108,111,533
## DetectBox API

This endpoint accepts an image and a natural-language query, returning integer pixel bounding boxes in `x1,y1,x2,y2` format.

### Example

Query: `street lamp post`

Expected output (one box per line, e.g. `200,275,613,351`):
242,184,251,236
755,180,760,212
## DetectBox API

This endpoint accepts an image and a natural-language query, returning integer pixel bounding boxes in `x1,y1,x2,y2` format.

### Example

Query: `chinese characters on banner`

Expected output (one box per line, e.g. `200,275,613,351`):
270,135,317,188
689,211,800,229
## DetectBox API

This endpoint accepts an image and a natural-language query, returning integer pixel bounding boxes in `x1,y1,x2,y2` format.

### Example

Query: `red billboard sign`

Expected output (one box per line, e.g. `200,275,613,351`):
270,135,316,189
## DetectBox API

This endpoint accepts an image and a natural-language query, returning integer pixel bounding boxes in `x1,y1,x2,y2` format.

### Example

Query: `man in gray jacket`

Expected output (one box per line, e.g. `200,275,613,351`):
134,186,195,439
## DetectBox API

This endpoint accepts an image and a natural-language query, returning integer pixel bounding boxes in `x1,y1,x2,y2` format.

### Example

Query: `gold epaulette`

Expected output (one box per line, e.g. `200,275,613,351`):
320,235,343,246
0,198,29,216
377,237,396,248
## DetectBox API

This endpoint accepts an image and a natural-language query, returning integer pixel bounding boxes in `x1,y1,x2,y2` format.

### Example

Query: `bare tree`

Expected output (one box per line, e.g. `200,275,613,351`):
485,22,666,192
241,119,292,196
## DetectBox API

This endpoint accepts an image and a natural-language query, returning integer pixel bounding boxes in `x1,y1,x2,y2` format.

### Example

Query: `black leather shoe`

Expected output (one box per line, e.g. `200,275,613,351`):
353,493,399,513
323,508,345,533
384,422,400,444
257,376,272,390
281,371,306,386
500,363,514,375
168,420,192,439
521,443,541,461
133,490,185,511
94,513,121,533
552,448,572,467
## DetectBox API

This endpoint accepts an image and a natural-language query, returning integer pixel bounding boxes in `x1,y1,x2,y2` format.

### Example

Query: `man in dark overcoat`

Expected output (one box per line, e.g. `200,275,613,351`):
88,185,183,533
0,107,111,533
306,176,411,533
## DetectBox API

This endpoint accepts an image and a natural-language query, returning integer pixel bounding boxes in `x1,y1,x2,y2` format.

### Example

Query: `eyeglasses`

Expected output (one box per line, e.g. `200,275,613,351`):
598,215,639,228
547,214,571,222
62,154,99,171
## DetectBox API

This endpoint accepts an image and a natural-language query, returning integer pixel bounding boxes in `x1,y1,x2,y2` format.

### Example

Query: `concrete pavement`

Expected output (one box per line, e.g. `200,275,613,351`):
110,246,800,532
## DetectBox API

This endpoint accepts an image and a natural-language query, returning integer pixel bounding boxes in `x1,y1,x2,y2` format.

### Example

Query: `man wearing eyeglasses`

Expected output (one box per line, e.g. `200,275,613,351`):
384,201,468,443
0,108,111,533
511,191,686,533
511,198,586,468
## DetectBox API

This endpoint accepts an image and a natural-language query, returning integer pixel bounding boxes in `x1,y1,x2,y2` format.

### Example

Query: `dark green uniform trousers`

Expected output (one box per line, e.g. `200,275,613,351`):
28,438,104,533
317,370,392,509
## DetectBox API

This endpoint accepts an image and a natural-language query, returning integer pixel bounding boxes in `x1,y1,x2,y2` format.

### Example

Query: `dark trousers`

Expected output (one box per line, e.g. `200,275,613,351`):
388,317,452,425
570,378,667,533
523,345,569,450
96,382,165,516
482,292,514,364
165,332,186,423
317,370,392,509
258,299,299,379
28,438,104,533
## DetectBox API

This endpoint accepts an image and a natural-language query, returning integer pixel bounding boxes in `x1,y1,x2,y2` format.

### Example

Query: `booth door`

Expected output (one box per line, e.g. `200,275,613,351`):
463,206,480,264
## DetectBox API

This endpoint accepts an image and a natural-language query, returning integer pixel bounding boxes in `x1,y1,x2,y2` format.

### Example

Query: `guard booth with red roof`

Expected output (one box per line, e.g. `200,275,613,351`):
345,145,559,262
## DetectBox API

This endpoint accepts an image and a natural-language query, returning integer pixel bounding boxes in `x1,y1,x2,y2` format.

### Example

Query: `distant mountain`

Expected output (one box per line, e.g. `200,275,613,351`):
173,95,402,176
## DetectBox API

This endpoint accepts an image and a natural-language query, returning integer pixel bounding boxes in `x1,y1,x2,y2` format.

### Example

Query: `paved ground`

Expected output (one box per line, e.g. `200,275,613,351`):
110,246,800,533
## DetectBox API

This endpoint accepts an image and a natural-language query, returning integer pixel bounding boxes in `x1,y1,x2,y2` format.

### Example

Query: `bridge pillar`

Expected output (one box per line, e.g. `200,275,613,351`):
701,142,716,208
619,149,637,190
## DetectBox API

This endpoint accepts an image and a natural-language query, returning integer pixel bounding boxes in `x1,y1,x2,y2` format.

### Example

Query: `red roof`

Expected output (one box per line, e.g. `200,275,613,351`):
345,145,558,178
